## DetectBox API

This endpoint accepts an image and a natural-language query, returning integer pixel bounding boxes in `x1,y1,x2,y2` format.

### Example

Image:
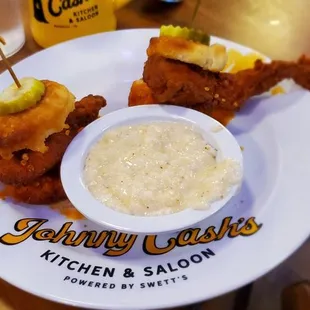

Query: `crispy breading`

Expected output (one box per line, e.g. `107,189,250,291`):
0,95,106,186
142,54,310,110
0,130,77,185
127,79,234,125
0,80,75,159
65,94,107,128
2,166,66,205
0,94,106,204
128,79,156,107
147,36,228,72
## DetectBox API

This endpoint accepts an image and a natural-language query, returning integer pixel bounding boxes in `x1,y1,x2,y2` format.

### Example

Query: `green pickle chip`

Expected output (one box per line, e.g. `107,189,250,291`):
160,25,210,45
0,77,45,116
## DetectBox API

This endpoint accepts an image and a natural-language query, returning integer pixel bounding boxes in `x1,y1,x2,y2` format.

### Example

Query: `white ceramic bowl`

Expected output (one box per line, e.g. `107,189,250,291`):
61,105,243,234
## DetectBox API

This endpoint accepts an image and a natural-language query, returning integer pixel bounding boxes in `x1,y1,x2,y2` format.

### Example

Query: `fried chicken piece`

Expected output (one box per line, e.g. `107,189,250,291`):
2,166,66,205
128,79,234,126
291,55,310,88
128,79,156,107
0,95,106,186
0,80,75,159
143,55,310,111
66,95,107,129
0,130,77,185
3,95,106,205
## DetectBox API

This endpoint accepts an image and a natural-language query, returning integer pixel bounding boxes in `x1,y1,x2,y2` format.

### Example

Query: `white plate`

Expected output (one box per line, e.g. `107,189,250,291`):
0,29,309,310
61,105,243,234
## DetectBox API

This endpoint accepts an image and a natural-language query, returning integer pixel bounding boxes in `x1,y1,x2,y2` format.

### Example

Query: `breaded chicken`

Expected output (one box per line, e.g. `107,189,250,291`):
0,94,106,204
2,165,66,205
66,95,106,129
143,54,310,110
128,79,156,107
0,130,77,185
0,95,106,186
0,80,75,159
128,79,234,125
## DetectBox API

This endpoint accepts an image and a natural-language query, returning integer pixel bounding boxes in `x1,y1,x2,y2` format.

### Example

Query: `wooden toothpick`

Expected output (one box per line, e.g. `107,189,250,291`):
191,0,201,27
0,36,21,88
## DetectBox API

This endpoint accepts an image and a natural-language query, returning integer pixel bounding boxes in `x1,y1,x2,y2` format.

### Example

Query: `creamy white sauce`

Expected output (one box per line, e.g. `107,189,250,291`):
84,121,242,216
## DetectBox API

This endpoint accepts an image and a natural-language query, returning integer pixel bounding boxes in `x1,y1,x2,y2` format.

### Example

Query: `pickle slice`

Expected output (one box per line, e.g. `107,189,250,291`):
0,77,45,115
160,25,210,45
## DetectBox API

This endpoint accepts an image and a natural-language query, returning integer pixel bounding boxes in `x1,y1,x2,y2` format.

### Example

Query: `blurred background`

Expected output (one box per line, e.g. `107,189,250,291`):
2,0,310,63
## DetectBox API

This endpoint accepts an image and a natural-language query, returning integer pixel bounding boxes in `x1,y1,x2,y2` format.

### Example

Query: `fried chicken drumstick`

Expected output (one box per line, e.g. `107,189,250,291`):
142,54,310,111
129,35,310,114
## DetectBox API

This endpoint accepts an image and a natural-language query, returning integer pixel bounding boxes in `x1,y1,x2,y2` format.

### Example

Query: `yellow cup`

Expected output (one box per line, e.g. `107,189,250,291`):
29,0,125,48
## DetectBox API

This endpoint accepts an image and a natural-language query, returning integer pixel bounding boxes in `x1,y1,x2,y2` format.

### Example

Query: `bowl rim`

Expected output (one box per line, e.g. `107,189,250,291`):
60,104,243,234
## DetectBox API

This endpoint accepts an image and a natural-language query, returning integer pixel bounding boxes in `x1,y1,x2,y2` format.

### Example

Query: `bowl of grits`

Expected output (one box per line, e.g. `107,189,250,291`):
61,105,243,234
